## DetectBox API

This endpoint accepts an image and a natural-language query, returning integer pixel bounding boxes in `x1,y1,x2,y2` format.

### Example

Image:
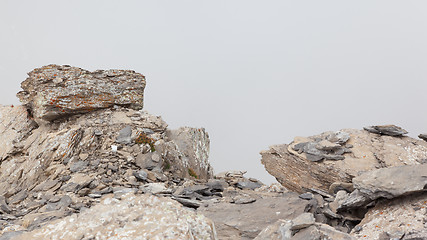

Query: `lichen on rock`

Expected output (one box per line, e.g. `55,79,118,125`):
17,64,146,121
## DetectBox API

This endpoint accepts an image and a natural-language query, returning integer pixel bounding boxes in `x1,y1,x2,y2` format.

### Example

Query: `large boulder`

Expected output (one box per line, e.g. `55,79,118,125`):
163,127,213,180
353,164,427,200
338,164,427,211
14,193,217,240
351,192,427,240
17,65,146,121
261,128,427,193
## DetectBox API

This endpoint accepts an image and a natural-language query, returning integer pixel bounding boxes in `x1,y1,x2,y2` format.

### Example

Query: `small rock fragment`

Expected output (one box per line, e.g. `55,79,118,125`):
236,181,262,190
418,134,427,141
116,126,132,145
133,170,148,181
291,212,316,230
363,125,408,136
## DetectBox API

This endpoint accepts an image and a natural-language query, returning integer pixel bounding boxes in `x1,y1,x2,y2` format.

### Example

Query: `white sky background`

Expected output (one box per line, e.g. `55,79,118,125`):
1,1,427,183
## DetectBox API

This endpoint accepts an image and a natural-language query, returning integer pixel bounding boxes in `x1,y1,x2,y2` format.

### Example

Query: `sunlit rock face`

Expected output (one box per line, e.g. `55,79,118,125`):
17,64,146,121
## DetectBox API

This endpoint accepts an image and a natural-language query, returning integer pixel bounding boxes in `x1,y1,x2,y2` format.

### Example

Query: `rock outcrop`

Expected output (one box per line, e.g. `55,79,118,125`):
343,164,427,207
261,128,427,193
0,65,215,236
3,65,427,239
17,65,146,121
261,127,427,239
14,193,217,240
351,192,427,239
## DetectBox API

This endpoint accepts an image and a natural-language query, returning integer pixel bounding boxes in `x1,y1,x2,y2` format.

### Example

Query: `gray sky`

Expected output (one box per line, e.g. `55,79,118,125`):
1,1,427,183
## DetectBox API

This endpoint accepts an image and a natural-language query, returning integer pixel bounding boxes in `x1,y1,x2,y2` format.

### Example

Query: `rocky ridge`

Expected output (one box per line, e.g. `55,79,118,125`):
0,65,426,239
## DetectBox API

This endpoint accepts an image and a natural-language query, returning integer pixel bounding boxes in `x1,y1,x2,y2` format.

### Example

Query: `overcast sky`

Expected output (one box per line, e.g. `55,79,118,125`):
1,1,427,183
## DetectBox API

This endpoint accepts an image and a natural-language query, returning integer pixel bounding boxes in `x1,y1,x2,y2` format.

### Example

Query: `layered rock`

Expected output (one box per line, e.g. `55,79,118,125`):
352,164,427,201
261,128,427,193
0,105,214,224
351,192,427,239
17,65,146,121
14,193,217,240
0,65,214,234
363,125,408,136
254,216,356,240
198,191,309,239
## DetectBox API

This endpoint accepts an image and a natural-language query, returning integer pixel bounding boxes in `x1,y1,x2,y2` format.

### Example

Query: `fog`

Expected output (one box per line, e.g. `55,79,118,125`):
1,1,427,183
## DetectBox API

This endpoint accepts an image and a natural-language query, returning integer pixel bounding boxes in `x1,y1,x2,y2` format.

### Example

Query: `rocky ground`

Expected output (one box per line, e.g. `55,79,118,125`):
0,65,426,239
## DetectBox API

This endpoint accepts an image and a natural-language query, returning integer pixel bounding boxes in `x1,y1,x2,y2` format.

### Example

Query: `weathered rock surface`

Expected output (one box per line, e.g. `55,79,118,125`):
198,191,310,239
261,128,427,193
418,133,427,141
0,105,38,161
0,66,215,235
354,164,427,200
5,65,427,239
338,164,427,212
17,65,146,121
254,219,356,240
363,125,408,136
14,193,217,240
163,127,213,180
351,192,427,239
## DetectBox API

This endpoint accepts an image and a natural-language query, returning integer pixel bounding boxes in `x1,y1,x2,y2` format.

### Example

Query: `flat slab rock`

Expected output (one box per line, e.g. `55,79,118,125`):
363,125,408,137
352,164,427,200
197,192,310,239
261,128,427,193
17,65,146,121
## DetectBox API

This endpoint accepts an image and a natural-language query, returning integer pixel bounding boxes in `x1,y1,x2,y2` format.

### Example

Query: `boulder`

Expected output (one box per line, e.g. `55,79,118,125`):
14,193,217,240
17,65,146,121
353,164,427,200
351,192,427,240
340,164,427,209
162,127,213,180
261,128,427,193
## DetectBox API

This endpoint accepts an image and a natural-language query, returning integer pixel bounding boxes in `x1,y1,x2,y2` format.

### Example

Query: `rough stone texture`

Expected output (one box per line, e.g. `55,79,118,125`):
261,128,427,193
418,133,427,142
15,193,217,240
253,219,292,240
254,221,356,240
198,191,310,239
163,127,213,179
290,212,315,230
352,164,427,201
17,65,146,121
351,192,427,240
0,104,213,233
0,105,38,161
363,125,408,136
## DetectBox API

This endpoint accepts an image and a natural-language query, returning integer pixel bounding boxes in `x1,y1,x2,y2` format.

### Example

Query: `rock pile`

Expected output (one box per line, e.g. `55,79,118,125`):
1,65,427,239
0,65,216,238
261,126,427,239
